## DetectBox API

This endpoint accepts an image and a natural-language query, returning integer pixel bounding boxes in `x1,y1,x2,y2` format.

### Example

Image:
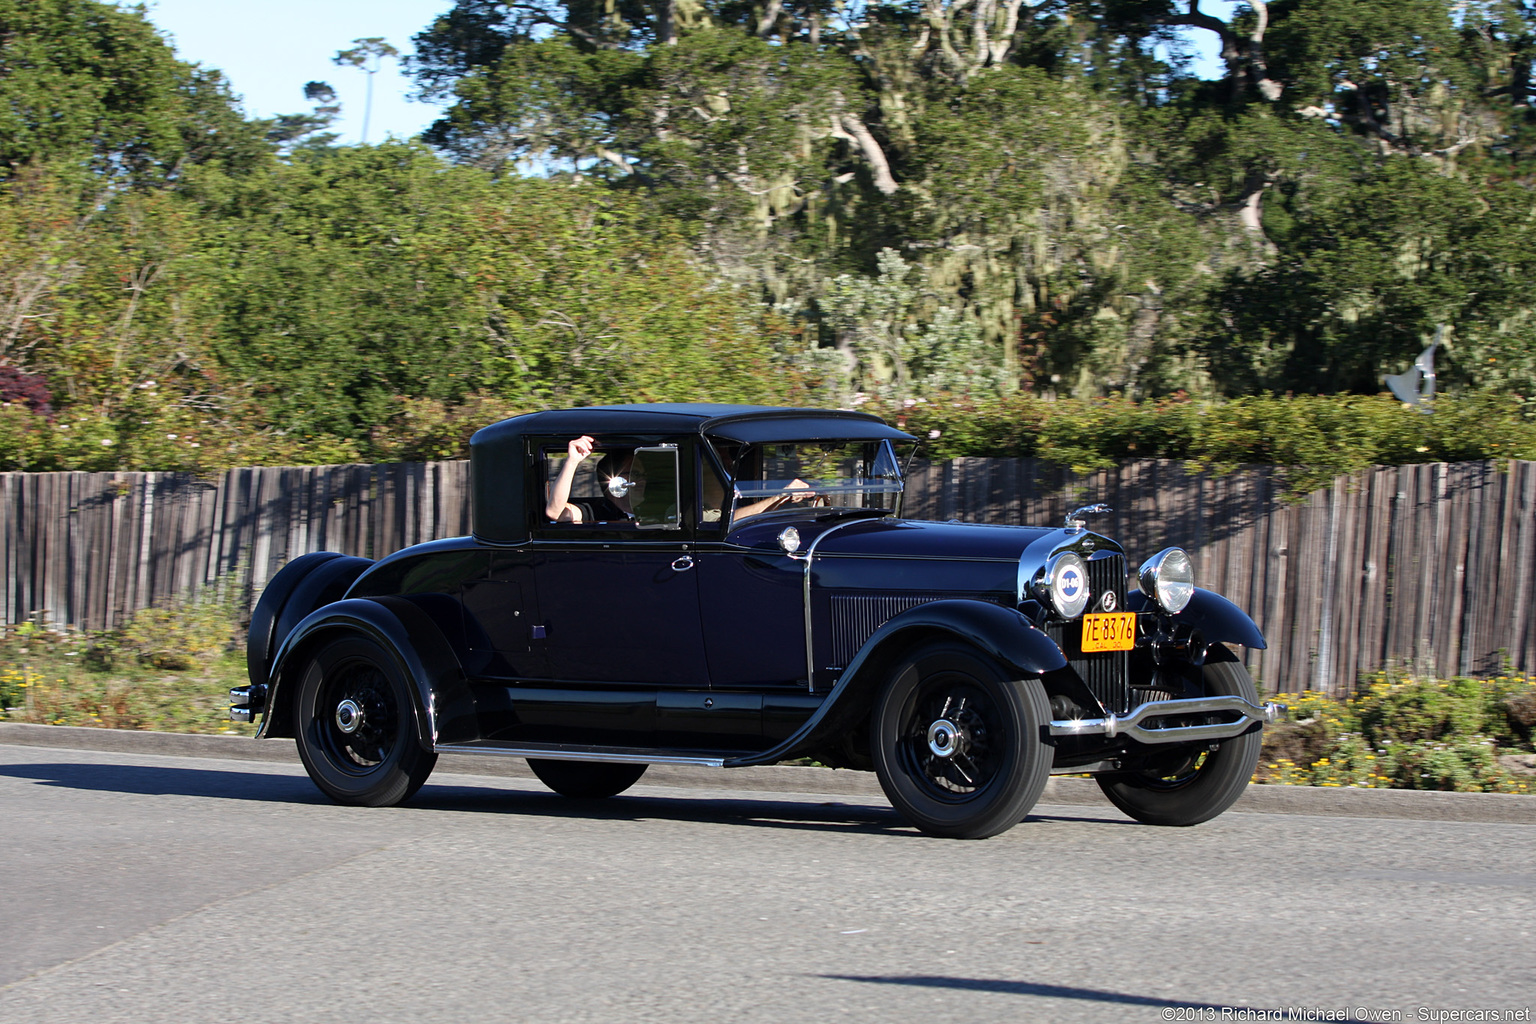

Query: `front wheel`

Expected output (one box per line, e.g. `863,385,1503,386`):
871,642,1053,840
527,759,648,799
1095,648,1262,826
294,636,437,806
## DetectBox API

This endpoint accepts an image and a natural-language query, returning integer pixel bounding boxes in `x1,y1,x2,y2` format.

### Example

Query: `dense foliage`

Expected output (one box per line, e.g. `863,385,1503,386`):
1,0,1534,472
1259,671,1536,792
409,0,1536,405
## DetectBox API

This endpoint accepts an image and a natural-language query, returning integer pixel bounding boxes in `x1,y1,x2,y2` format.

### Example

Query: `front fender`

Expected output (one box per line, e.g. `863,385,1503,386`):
728,599,1066,767
847,599,1069,680
258,596,475,749
1128,587,1267,649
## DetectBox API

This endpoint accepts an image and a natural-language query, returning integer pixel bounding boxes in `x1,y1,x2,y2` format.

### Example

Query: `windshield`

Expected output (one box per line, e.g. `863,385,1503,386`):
720,439,906,518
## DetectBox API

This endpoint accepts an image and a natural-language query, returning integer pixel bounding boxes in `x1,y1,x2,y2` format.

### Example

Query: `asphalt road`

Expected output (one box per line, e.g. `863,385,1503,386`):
1,743,1532,1024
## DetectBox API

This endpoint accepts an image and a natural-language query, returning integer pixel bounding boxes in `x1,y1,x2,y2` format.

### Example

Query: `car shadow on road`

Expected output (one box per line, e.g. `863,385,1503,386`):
0,760,331,803
823,975,1296,1015
0,760,909,836
0,760,1134,836
411,780,915,836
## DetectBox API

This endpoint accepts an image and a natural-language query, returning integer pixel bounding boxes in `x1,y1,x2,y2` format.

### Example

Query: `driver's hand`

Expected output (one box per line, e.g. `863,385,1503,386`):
567,435,595,460
784,478,816,502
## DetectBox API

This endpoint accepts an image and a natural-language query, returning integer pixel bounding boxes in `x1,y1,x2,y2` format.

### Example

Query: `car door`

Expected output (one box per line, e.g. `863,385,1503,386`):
528,440,708,688
693,444,820,743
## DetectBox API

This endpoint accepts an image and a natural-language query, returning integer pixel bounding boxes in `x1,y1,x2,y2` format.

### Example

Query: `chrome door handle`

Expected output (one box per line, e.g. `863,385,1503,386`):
671,555,695,571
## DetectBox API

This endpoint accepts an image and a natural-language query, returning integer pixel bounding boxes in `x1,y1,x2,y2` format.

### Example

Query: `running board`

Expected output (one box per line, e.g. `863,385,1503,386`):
434,741,729,768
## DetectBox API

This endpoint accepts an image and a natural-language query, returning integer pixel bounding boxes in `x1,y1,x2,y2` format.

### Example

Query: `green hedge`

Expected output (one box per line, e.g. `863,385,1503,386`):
873,391,1536,494
6,388,1534,479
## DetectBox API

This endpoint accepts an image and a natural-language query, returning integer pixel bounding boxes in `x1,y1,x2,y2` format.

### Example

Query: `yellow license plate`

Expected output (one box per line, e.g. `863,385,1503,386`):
1081,612,1137,652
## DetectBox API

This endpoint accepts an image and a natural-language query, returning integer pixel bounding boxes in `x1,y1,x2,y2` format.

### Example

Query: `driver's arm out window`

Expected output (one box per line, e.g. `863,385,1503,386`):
542,444,627,525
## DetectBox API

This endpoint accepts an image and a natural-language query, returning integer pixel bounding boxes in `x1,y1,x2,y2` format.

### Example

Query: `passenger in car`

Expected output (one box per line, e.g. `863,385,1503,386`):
701,446,816,524
545,436,640,523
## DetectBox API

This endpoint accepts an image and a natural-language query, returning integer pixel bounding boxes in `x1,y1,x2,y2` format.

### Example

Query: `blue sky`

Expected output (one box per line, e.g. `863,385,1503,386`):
141,1,1234,148
143,0,454,145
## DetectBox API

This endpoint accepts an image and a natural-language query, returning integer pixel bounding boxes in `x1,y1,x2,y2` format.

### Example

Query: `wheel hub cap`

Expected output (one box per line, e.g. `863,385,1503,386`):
926,718,965,758
335,699,364,734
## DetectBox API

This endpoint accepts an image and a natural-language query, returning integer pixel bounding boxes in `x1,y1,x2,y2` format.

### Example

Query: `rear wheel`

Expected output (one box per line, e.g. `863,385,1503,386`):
870,642,1053,840
1096,648,1262,826
527,760,648,799
294,636,436,806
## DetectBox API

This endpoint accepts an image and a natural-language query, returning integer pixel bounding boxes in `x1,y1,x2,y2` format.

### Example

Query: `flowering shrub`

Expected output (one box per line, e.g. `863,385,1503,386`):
1257,671,1536,793
0,365,52,416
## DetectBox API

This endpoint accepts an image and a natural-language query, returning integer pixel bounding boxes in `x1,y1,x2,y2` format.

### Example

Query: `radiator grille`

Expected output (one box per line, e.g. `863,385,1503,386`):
830,592,1000,667
1048,553,1132,714
1086,552,1128,609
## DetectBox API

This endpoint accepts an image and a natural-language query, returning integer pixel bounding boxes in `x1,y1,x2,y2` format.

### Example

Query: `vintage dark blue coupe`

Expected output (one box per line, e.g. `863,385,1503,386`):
231,404,1282,838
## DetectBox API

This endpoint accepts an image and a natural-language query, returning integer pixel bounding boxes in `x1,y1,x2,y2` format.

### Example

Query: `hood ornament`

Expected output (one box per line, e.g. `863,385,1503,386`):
1066,503,1113,530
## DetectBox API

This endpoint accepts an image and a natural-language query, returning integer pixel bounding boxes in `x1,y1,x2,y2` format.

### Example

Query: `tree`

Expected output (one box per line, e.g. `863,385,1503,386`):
0,0,266,184
263,81,343,152
334,37,401,144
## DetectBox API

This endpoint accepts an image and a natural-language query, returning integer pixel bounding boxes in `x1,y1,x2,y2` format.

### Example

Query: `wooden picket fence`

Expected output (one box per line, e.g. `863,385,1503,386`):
3,457,1533,696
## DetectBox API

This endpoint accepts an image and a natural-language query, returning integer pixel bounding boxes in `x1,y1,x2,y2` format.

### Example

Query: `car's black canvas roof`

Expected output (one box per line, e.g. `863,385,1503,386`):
471,404,916,446
467,404,915,545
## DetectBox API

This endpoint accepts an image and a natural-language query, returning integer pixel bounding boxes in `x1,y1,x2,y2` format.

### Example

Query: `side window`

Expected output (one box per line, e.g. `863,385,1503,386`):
540,440,681,530
628,447,681,530
541,443,614,524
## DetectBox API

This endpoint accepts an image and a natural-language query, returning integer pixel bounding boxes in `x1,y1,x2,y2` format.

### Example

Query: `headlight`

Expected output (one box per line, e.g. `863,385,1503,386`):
1036,551,1091,619
1138,547,1194,614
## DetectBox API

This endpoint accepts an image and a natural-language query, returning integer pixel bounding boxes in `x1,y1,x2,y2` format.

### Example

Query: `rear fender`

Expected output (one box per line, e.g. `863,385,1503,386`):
259,597,475,750
246,552,348,690
267,556,375,676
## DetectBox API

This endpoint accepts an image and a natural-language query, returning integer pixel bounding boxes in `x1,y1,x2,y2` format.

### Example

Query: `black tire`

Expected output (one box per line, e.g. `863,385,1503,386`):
870,642,1053,840
294,636,437,807
527,759,648,799
1096,648,1262,826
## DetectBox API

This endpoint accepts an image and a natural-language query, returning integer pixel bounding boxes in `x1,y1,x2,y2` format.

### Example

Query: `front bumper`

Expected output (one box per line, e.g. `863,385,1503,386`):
1048,695,1285,745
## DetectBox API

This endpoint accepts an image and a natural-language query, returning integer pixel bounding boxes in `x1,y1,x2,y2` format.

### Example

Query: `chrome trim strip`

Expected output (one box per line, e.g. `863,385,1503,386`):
434,743,727,768
1048,696,1285,745
801,518,869,695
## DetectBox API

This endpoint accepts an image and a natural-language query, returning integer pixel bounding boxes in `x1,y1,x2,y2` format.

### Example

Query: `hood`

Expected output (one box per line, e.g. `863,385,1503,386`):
726,514,1123,565
814,518,1084,561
